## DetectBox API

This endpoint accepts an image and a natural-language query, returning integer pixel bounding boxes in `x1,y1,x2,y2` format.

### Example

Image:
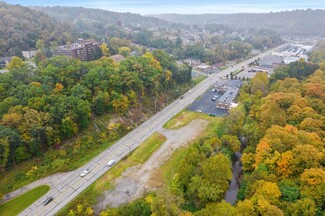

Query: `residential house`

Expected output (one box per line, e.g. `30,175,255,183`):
109,54,125,62
0,57,12,69
22,50,38,59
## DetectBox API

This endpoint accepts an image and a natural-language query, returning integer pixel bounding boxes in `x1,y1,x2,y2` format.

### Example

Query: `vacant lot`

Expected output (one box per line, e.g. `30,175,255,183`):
96,118,210,210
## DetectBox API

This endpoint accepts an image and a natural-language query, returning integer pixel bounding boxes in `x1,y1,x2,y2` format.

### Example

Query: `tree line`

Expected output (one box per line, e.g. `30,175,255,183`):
0,51,192,171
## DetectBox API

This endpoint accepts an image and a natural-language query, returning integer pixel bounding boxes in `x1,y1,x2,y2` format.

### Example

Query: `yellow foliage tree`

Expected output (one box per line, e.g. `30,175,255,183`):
276,151,294,178
6,56,26,70
252,180,281,205
100,43,110,57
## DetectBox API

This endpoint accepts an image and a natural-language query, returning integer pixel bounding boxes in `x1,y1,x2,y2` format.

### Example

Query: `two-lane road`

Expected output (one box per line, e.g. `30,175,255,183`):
19,44,286,216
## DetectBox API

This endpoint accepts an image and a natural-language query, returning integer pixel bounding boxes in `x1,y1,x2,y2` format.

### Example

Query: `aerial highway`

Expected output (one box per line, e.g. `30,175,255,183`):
19,44,286,216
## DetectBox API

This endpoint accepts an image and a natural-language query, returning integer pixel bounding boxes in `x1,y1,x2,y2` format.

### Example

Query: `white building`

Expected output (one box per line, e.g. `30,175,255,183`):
22,50,38,59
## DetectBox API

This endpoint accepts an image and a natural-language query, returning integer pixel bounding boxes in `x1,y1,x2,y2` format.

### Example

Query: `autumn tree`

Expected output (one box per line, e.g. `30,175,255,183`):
100,43,110,57
188,154,232,206
7,56,26,71
118,47,131,57
195,201,236,216
221,134,241,152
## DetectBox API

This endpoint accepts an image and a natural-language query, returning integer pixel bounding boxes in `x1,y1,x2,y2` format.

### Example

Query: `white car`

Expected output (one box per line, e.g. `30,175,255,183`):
80,168,90,177
107,159,116,167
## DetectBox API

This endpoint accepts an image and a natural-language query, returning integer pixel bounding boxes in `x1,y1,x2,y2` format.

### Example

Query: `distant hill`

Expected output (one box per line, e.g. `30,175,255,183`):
150,9,325,36
34,6,170,36
0,2,74,57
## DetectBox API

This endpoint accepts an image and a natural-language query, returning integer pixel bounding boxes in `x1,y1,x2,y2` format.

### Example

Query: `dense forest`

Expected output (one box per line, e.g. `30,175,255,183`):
0,51,192,174
152,9,325,36
0,2,75,57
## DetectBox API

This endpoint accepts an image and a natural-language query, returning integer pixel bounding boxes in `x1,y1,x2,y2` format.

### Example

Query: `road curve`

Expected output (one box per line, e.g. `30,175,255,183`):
18,44,286,216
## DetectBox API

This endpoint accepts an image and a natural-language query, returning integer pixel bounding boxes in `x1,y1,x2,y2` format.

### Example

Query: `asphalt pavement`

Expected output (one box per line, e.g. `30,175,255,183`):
18,44,287,216
187,86,228,116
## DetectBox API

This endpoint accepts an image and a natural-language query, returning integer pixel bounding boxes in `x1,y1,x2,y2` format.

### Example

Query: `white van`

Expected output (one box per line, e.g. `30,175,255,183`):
107,159,116,167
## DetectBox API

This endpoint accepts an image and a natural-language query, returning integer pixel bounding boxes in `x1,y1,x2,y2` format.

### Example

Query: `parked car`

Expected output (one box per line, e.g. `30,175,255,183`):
107,159,116,167
211,95,218,101
43,197,53,205
80,168,91,177
196,110,202,113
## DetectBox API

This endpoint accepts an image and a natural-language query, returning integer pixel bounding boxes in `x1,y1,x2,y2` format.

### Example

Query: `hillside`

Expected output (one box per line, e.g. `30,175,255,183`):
151,9,325,36
0,2,74,57
33,6,170,36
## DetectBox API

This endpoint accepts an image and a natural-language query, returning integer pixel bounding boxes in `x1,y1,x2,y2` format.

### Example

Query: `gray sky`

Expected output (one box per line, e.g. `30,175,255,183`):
4,0,325,14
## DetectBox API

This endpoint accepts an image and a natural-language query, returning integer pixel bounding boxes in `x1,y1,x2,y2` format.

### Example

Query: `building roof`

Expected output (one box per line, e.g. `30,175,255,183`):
109,54,125,62
259,55,283,67
217,87,240,104
0,57,12,62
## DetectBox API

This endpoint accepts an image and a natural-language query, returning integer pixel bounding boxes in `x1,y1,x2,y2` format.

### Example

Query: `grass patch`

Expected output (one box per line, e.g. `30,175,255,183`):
219,66,228,71
163,110,218,131
57,132,166,215
192,75,207,84
159,147,189,186
0,185,50,216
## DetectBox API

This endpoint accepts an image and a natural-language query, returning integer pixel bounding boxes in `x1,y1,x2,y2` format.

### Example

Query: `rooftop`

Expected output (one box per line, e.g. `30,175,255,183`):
217,87,240,104
109,54,125,62
259,55,283,67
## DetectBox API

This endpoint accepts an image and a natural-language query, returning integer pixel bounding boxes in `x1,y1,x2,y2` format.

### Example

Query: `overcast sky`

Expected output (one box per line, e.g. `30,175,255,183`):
4,0,325,15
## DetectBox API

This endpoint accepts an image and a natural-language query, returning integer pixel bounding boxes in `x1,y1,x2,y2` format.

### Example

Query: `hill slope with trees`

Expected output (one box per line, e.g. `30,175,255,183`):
0,2,75,57
34,6,170,37
151,9,325,36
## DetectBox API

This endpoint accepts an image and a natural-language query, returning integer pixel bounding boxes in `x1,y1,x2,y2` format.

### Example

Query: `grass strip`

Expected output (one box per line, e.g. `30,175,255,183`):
0,185,50,216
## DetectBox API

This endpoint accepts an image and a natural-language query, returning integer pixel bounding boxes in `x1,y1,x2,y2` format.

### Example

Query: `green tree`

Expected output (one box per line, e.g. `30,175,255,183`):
0,137,10,171
151,188,184,216
195,201,236,216
189,154,232,206
221,134,241,152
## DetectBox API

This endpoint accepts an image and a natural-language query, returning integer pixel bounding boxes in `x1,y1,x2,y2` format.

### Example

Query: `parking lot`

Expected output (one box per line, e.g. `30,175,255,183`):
186,79,243,117
187,85,229,117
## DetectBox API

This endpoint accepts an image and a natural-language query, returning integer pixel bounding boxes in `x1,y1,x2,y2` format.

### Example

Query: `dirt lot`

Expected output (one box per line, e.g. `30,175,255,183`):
95,119,209,210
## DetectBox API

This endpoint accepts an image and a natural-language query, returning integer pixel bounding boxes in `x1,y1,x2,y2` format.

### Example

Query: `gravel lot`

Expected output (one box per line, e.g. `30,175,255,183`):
95,119,209,211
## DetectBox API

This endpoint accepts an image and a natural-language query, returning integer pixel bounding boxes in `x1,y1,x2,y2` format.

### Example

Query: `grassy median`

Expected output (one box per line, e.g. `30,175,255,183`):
0,185,50,216
192,75,207,84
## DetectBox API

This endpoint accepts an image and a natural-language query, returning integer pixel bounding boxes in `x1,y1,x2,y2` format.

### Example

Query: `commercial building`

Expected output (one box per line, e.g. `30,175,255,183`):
214,80,242,110
216,87,240,110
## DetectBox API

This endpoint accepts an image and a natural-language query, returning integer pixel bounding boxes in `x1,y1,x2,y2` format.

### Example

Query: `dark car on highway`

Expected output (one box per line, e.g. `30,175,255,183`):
43,196,53,205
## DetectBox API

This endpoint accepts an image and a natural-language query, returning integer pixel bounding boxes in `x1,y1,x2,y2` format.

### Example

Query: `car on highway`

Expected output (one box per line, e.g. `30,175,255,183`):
43,196,53,206
180,96,184,100
107,159,116,167
80,168,90,177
